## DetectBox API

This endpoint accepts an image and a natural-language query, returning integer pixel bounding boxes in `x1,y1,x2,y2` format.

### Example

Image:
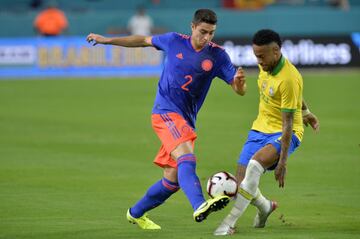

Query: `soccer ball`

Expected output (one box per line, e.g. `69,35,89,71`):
206,171,238,198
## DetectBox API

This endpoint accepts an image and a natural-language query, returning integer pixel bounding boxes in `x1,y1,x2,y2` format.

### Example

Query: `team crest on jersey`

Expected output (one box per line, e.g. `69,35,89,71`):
262,81,267,91
176,53,183,59
269,86,274,97
201,59,213,72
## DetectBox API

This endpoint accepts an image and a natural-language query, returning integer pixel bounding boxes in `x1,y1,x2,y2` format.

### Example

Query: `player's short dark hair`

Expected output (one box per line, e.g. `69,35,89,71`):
252,29,282,48
192,9,217,25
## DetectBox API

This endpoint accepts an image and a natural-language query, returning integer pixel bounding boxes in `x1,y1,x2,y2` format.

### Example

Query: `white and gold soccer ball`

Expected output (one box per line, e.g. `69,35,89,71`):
206,171,238,198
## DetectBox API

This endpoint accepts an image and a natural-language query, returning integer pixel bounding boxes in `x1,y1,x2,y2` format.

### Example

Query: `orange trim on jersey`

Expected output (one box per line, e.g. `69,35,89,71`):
208,41,224,49
176,33,190,39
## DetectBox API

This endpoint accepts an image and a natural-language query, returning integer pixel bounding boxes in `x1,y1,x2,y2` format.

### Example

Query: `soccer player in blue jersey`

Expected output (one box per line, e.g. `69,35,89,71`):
214,29,320,236
87,9,247,229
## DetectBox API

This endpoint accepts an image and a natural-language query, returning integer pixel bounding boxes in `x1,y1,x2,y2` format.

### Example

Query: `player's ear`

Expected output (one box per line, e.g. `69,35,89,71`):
273,44,280,57
191,22,196,31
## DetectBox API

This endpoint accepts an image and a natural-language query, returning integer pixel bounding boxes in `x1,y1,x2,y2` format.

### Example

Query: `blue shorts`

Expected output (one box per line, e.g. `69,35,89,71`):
238,130,301,170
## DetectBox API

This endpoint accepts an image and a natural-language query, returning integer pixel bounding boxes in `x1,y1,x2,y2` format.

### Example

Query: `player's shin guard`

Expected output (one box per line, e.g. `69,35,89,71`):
130,178,179,218
177,154,205,210
221,159,264,227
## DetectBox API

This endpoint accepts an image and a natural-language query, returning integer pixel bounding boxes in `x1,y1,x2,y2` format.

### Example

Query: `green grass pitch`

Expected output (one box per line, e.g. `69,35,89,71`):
0,70,359,239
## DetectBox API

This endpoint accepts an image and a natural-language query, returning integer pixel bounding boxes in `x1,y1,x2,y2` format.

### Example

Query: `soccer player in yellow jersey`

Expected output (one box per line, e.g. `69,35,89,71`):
214,29,319,236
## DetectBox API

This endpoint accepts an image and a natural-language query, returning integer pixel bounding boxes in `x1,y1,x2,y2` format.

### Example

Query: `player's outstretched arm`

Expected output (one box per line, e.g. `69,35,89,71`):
86,33,153,48
231,67,247,96
302,100,320,132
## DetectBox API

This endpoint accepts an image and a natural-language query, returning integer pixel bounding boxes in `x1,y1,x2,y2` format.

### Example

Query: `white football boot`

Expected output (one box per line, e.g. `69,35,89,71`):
253,200,278,228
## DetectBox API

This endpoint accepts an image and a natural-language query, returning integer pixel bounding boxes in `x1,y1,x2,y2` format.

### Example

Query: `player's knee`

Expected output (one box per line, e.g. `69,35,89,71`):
163,167,178,183
170,141,193,159
252,145,278,169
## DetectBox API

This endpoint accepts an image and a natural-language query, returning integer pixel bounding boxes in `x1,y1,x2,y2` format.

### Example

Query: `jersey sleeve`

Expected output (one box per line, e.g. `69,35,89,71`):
279,77,300,112
216,51,236,84
151,32,175,52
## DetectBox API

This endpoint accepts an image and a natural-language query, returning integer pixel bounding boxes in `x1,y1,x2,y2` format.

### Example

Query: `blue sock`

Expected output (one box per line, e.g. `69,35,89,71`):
177,154,205,210
130,178,179,218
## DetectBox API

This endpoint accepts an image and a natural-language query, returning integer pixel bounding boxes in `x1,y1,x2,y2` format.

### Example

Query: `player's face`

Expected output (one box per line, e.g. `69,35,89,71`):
252,43,281,72
191,22,216,50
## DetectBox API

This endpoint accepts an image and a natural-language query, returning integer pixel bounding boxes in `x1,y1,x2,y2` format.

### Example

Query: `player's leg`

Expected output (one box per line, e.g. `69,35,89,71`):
218,145,278,233
215,132,300,235
252,134,300,228
127,164,180,229
127,113,184,229
214,131,275,235
152,112,229,222
129,165,179,217
235,164,275,222
247,145,279,228
171,141,205,211
171,141,230,222
235,163,246,182
235,144,278,220
152,112,206,213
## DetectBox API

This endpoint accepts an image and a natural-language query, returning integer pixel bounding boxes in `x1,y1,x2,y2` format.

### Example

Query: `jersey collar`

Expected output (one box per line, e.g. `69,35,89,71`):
271,55,285,76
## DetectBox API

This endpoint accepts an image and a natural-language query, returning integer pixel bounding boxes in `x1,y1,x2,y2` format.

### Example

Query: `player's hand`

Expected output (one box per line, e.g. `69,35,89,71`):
303,112,320,133
232,67,246,95
274,160,286,188
86,33,108,46
234,67,246,85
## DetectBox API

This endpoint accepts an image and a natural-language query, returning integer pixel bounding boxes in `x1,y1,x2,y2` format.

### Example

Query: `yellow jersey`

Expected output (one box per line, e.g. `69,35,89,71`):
251,56,304,141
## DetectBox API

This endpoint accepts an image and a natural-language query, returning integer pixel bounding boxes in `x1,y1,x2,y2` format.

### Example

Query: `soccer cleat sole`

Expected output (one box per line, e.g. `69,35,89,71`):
195,197,230,222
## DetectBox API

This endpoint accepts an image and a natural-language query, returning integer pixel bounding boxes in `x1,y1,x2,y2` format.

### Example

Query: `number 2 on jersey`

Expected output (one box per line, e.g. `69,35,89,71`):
181,75,193,92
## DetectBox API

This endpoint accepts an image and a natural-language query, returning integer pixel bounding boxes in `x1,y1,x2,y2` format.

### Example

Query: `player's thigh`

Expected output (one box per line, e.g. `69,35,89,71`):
152,113,196,159
237,130,265,167
170,141,193,159
260,133,301,170
252,144,279,169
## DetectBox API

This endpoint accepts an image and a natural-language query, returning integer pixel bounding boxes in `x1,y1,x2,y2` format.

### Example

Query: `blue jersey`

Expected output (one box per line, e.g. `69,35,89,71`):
151,32,236,128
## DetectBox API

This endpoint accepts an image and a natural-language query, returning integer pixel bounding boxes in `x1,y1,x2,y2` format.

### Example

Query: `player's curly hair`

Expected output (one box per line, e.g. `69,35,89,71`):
192,9,217,25
252,29,282,48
